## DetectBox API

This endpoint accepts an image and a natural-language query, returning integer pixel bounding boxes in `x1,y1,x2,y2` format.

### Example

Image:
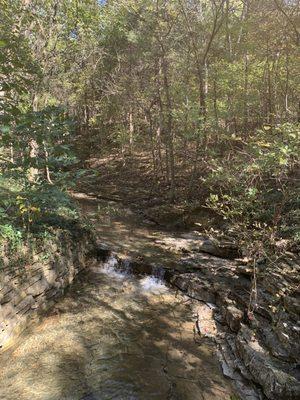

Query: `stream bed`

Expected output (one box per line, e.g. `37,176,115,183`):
0,259,236,400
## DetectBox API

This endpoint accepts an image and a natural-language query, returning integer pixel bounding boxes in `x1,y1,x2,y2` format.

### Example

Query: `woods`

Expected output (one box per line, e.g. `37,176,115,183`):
1,2,300,399
0,0,299,255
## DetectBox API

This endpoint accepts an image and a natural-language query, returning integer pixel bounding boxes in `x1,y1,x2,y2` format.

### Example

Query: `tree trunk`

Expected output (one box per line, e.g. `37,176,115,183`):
43,140,53,184
243,53,249,131
128,108,134,153
161,50,175,201
28,139,39,183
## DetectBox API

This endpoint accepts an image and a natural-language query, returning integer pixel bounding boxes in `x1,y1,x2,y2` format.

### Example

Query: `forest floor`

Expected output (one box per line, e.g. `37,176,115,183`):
78,149,223,233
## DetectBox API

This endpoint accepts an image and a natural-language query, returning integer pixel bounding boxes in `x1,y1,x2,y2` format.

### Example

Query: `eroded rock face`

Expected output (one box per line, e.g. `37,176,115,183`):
236,325,300,400
0,230,97,350
217,336,263,400
198,239,241,259
283,295,300,319
193,303,217,338
170,273,216,304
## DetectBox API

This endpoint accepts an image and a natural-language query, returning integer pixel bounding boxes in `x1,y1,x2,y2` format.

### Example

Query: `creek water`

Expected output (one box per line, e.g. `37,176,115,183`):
0,257,235,400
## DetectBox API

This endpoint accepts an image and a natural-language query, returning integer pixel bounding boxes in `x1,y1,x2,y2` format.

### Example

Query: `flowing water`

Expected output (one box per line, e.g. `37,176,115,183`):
0,258,236,400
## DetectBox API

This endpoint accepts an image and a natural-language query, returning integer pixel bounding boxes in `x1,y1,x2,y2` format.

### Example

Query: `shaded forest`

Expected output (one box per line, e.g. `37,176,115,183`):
0,0,299,257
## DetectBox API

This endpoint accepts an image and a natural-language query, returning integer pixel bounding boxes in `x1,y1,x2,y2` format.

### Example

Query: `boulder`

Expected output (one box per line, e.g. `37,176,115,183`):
198,239,240,259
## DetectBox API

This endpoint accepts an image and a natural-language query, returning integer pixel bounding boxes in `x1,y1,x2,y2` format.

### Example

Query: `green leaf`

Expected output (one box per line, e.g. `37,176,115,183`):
279,157,288,165
0,126,10,134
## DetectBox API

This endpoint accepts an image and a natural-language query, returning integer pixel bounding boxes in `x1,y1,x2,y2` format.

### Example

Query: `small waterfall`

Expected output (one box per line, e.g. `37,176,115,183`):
139,264,167,293
101,256,167,293
101,255,130,279
120,258,132,274
151,265,165,280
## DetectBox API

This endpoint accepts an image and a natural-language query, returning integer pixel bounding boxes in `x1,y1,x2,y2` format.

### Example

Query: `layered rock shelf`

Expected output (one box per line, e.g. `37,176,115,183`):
112,237,300,400
0,229,98,350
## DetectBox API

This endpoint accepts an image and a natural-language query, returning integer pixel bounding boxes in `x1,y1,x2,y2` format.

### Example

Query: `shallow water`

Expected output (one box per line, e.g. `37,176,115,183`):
73,193,182,267
0,261,235,400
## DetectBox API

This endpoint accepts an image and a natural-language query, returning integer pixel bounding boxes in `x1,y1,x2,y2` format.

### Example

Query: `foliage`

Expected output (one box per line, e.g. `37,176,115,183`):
0,224,22,250
1,106,76,181
206,123,300,254
1,0,299,255
0,0,81,249
0,174,79,250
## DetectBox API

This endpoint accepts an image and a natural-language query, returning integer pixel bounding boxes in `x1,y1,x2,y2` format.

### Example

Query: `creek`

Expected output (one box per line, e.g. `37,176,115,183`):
0,255,236,400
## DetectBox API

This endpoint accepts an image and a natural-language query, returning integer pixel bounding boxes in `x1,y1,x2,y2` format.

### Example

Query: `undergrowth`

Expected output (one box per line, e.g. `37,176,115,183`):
205,123,300,257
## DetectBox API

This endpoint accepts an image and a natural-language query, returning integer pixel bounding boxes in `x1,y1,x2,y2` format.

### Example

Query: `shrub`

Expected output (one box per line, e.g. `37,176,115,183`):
205,123,300,255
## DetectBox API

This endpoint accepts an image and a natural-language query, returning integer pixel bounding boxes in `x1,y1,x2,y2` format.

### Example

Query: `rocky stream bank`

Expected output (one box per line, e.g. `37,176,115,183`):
73,192,300,399
0,226,99,351
1,189,299,399
103,235,300,400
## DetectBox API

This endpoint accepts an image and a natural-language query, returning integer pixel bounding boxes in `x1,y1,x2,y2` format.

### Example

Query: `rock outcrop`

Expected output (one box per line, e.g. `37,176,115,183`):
117,241,300,400
170,252,300,400
0,228,100,350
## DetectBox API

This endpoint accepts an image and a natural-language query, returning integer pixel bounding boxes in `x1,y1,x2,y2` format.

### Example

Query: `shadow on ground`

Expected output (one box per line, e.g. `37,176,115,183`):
0,269,236,400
